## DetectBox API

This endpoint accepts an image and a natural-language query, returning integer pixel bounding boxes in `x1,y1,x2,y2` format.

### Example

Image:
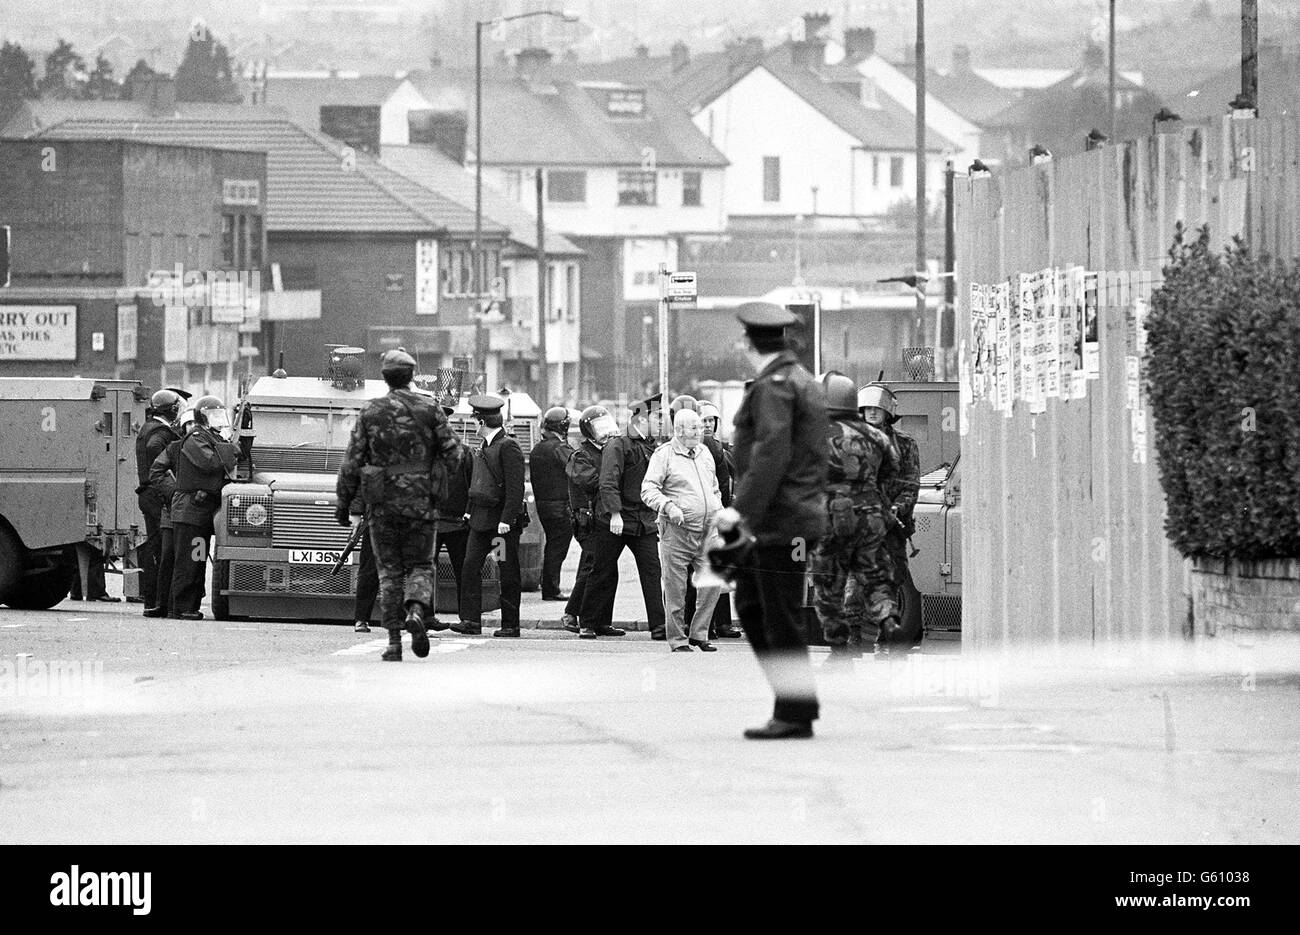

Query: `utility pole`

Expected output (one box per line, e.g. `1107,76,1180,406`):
914,0,927,346
943,158,955,380
535,167,548,404
1108,0,1117,138
474,19,484,378
1242,0,1259,111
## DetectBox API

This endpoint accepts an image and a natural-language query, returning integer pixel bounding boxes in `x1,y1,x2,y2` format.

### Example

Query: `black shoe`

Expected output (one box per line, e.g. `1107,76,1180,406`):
406,606,430,658
95,595,121,603
715,625,744,639
671,644,693,652
689,639,717,652
542,592,570,602
578,627,598,639
381,646,402,662
590,625,625,637
561,614,580,634
744,719,813,740
126,596,145,604
428,616,449,631
650,627,667,641
354,620,371,633
449,621,481,635
142,606,165,618
493,627,521,638
179,611,203,621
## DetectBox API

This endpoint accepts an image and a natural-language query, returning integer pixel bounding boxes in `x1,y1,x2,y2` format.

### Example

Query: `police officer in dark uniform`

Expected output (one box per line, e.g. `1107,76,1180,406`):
532,406,575,601
171,395,239,620
452,395,526,638
431,398,473,626
146,409,197,618
337,350,461,661
560,404,619,634
714,303,829,740
135,388,188,613
812,373,900,659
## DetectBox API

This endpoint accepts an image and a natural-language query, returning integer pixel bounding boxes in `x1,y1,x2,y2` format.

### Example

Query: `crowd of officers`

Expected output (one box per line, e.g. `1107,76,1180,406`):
128,303,919,740
329,303,919,740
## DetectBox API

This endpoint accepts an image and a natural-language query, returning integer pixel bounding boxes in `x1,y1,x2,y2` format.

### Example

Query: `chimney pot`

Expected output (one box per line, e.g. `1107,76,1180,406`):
843,27,876,62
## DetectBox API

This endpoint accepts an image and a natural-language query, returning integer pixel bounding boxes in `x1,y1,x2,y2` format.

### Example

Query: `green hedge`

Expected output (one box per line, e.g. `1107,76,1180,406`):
1146,225,1300,560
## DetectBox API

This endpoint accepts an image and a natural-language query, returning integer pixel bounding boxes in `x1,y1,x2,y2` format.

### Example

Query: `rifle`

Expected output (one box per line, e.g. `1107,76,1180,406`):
332,517,368,575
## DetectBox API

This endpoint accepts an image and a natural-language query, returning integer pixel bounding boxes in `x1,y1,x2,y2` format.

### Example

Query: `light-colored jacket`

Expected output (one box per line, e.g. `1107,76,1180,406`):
641,437,722,533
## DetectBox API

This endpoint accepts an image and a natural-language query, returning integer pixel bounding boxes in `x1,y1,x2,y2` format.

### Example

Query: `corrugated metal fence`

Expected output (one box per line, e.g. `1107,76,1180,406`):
956,115,1300,648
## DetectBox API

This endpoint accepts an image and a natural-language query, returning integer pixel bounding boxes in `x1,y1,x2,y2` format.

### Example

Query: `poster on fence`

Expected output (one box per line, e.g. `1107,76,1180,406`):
1018,272,1035,409
1029,270,1048,413
969,282,989,404
1057,267,1076,399
995,280,1013,415
1083,270,1100,379
1067,266,1088,399
1041,267,1061,402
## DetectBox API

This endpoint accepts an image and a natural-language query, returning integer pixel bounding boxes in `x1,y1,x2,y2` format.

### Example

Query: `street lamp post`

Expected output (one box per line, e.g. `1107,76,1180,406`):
473,9,577,395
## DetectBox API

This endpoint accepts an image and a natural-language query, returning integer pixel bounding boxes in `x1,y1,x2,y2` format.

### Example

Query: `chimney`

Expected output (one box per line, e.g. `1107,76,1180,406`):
408,109,467,163
634,43,650,59
133,74,176,112
670,40,690,74
515,46,554,83
790,39,826,70
802,12,831,41
952,43,972,72
843,27,876,63
320,105,382,156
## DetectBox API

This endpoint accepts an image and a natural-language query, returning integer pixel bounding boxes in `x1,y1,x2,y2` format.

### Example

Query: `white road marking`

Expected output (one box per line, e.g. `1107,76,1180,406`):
1,623,26,628
66,618,89,622
224,627,260,631
332,637,477,657
888,705,970,713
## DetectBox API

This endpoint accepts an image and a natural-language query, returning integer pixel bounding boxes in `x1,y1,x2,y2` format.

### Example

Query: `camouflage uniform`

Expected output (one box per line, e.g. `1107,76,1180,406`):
879,428,921,644
336,388,460,632
811,417,899,647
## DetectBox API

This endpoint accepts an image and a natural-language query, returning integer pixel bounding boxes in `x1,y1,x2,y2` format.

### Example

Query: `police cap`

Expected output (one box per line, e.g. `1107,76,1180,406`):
735,301,796,336
629,396,662,417
164,386,194,400
468,394,505,415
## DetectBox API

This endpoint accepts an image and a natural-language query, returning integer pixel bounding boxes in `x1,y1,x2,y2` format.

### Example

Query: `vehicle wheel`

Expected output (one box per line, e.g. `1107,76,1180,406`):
897,569,924,645
4,561,75,610
212,560,231,621
0,524,22,605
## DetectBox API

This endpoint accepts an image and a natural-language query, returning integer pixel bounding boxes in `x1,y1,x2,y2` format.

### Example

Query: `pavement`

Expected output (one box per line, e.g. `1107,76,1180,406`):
2,575,1299,844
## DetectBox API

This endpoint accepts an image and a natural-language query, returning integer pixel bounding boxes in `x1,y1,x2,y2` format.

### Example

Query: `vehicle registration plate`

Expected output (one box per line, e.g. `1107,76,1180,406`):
289,549,354,565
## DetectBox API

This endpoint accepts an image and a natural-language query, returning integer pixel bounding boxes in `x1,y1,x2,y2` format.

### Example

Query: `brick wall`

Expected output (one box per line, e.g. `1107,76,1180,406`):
1190,558,1300,636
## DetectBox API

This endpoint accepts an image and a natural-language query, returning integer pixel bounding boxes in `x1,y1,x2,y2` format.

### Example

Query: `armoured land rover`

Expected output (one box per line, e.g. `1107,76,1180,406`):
212,350,541,622
0,377,148,609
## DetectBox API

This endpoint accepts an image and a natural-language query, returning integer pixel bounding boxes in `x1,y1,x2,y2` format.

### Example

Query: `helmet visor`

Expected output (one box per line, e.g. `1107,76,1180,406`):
203,407,231,430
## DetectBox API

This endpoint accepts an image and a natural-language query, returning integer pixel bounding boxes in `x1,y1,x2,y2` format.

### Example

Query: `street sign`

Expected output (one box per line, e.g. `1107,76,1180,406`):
665,271,697,306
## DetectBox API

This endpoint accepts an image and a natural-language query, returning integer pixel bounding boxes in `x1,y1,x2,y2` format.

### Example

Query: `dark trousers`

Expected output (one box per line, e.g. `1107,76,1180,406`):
735,544,819,724
171,519,213,616
536,499,572,599
156,525,176,616
436,525,469,609
370,514,435,630
564,530,595,619
580,525,664,631
138,500,163,606
354,531,379,622
883,529,921,645
461,526,521,626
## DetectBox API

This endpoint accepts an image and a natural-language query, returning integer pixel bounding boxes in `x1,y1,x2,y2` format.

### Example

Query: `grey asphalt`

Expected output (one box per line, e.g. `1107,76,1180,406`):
2,584,1298,844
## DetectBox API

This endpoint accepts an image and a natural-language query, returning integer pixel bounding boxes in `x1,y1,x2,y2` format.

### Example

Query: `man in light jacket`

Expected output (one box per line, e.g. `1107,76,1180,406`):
641,409,724,652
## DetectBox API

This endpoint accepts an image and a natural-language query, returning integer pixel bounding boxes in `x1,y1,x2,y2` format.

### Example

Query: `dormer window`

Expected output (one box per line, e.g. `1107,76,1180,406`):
607,88,646,117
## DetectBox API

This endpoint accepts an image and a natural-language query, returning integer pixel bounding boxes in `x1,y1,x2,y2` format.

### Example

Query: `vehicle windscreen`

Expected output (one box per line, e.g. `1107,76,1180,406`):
252,407,358,449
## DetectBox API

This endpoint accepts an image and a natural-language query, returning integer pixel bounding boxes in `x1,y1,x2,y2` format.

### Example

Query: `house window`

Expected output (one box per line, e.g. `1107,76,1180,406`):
682,170,702,207
221,211,264,268
606,88,646,117
762,156,781,202
548,262,561,320
872,155,880,188
249,215,263,267
442,244,499,297
890,156,905,188
547,170,587,203
503,169,523,202
617,170,657,206
221,215,235,266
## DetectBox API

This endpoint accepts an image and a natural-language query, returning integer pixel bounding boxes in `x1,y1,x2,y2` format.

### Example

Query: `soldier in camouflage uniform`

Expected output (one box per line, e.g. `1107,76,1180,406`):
811,373,901,657
336,349,461,662
860,383,922,647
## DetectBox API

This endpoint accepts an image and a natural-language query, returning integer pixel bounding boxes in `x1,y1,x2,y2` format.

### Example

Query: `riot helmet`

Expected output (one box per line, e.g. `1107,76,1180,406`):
857,383,897,426
698,400,721,436
150,389,184,426
819,371,859,417
543,406,571,434
193,395,230,430
578,405,617,445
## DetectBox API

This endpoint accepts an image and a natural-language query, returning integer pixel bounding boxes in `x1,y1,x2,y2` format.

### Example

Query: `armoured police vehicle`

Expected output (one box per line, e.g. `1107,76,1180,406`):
212,348,540,622
0,377,148,609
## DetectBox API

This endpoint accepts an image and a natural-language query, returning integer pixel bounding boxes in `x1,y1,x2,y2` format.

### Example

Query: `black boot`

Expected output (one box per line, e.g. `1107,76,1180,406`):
382,628,402,662
406,602,430,658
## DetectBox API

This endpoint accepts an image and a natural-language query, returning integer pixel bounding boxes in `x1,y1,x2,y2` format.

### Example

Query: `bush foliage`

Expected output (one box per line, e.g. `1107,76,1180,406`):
1146,224,1300,559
